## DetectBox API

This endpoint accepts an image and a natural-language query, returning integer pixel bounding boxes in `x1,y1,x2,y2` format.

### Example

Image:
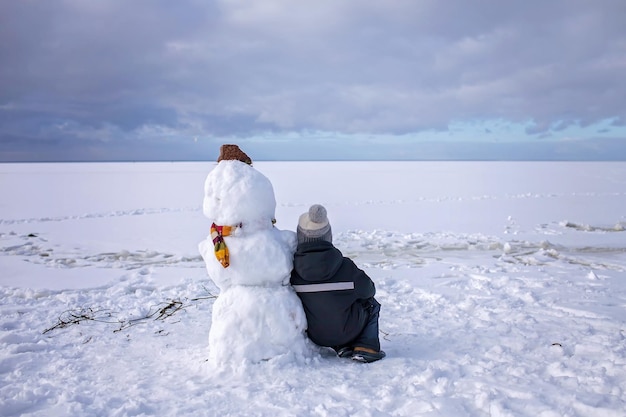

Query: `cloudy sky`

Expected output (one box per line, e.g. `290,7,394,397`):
1,0,625,161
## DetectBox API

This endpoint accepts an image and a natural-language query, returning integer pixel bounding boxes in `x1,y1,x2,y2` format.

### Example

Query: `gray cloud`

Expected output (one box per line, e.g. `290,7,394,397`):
1,0,625,161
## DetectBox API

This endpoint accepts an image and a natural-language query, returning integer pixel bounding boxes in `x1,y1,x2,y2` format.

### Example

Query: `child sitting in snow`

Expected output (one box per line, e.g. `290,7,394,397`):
290,204,386,363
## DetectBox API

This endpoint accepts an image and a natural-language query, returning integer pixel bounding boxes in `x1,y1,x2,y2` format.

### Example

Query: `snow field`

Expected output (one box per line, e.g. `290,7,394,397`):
1,161,625,416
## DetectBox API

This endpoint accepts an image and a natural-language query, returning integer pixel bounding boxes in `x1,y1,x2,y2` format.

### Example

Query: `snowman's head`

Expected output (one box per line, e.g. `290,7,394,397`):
203,160,276,228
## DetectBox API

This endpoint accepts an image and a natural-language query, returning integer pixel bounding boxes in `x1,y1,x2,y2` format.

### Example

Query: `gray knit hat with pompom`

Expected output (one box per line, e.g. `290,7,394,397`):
297,204,332,244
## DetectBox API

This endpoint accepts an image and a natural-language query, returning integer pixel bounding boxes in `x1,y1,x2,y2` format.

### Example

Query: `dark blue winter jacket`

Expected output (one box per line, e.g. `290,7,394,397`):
290,240,376,347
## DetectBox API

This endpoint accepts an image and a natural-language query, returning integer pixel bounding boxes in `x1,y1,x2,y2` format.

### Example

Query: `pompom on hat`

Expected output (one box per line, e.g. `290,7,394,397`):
297,204,332,244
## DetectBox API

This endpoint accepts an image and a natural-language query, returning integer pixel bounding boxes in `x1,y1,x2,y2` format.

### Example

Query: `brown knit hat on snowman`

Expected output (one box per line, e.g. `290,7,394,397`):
297,204,332,244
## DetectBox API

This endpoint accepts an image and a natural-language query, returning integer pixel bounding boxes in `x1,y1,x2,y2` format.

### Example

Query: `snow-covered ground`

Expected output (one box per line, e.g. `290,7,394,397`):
1,161,625,417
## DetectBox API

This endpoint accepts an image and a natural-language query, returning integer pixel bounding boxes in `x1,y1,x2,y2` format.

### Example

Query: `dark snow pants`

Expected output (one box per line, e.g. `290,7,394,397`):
351,297,381,351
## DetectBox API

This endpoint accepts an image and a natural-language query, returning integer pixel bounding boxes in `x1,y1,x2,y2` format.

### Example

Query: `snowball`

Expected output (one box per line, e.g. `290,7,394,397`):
203,161,276,227
208,286,309,367
199,227,297,289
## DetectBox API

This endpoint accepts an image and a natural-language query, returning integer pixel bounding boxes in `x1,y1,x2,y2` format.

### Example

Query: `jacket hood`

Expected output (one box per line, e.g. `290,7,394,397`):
293,241,343,282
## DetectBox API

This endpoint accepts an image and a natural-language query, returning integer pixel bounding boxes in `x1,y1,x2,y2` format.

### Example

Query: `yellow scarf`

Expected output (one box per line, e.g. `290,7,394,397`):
210,223,240,268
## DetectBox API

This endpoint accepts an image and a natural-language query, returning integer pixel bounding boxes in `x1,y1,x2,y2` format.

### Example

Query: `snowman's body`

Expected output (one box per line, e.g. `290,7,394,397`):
198,160,309,366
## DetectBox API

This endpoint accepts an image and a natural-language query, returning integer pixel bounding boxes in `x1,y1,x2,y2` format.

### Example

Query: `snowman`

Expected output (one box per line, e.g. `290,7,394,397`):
198,145,310,367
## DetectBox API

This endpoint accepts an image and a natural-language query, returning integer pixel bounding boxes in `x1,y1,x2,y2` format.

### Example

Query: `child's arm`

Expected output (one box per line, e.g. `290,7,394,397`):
347,258,376,300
